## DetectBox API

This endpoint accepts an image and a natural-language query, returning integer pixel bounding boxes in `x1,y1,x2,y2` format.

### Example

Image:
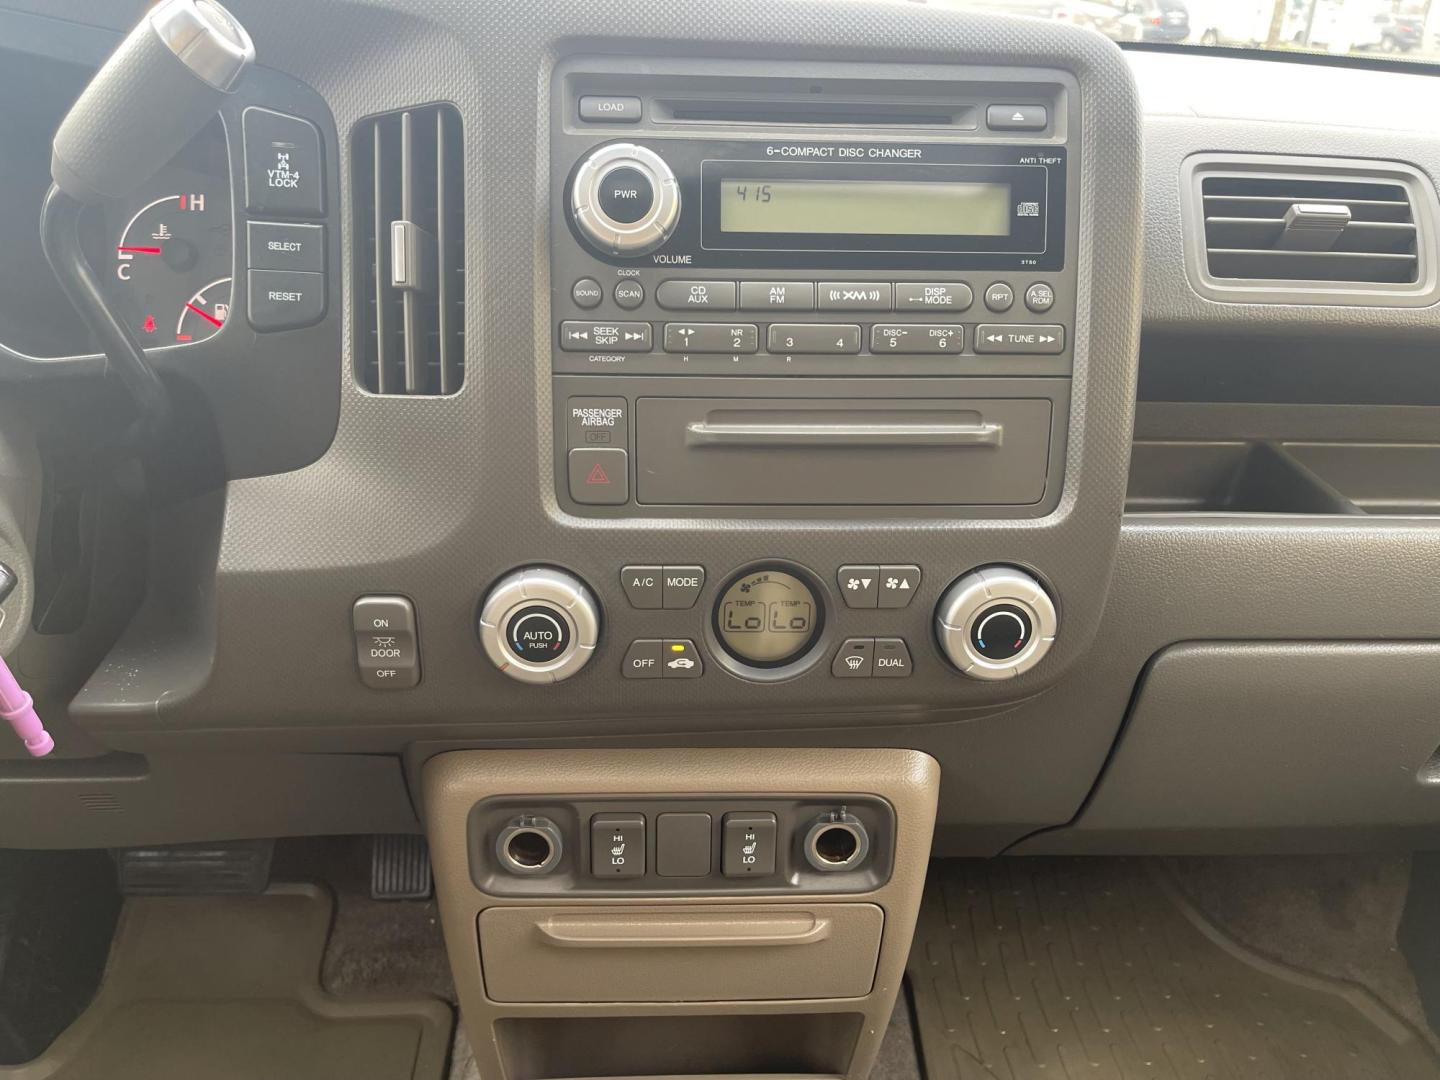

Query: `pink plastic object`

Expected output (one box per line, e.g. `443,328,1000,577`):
0,653,52,757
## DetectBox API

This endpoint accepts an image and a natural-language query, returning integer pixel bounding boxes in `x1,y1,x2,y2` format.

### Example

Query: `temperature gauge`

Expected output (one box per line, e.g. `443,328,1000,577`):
111,188,232,345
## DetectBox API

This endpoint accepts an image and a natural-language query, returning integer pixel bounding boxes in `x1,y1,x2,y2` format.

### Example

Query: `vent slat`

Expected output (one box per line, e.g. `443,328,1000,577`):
1201,173,1420,287
356,104,464,396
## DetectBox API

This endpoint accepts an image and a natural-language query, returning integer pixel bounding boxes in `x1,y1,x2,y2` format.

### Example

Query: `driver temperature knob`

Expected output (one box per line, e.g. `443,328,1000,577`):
479,568,600,685
936,567,1058,681
570,143,680,257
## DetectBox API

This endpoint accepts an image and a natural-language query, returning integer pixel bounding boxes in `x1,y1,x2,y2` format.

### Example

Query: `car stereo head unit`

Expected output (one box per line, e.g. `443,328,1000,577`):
567,139,1066,271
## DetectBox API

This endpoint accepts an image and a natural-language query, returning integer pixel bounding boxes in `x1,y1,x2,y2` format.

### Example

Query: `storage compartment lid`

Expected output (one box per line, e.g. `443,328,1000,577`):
636,397,1052,506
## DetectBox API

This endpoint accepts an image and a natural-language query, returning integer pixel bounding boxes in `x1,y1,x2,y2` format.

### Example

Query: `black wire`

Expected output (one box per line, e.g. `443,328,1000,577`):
39,183,170,447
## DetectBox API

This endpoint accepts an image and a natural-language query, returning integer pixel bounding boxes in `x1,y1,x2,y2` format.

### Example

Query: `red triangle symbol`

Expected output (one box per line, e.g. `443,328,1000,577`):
585,462,611,485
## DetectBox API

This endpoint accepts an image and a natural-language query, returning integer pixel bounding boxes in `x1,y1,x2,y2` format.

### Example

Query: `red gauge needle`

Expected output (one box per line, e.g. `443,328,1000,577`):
185,303,224,328
117,246,162,254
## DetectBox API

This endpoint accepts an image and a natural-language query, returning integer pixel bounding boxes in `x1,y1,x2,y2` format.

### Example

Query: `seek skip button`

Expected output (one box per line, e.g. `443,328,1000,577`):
248,269,326,332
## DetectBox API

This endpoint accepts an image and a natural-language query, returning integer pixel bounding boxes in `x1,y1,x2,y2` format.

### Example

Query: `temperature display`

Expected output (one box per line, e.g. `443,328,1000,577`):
715,567,823,667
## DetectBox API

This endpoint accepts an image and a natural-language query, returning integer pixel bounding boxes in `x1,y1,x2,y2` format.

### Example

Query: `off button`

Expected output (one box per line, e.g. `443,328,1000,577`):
248,269,325,331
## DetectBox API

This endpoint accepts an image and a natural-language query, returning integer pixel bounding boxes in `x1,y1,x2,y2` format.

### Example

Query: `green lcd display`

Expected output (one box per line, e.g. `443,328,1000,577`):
718,178,1012,238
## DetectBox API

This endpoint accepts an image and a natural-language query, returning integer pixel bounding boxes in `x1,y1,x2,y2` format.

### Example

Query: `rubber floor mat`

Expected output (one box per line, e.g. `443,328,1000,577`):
0,884,451,1080
908,858,1440,1080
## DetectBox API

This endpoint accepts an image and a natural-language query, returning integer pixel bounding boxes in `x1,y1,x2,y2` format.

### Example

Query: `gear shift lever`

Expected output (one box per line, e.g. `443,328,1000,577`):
40,0,255,444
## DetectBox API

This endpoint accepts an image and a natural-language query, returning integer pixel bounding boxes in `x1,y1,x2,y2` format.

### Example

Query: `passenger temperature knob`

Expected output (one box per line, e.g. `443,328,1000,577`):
570,143,680,256
479,567,600,684
936,567,1058,680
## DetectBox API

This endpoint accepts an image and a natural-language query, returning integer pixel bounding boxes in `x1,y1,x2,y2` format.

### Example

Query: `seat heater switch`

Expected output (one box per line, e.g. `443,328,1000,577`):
352,595,419,689
591,814,645,878
722,812,777,878
478,567,600,685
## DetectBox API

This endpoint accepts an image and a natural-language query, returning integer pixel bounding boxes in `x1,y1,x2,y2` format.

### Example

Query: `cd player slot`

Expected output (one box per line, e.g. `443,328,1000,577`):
655,96,977,129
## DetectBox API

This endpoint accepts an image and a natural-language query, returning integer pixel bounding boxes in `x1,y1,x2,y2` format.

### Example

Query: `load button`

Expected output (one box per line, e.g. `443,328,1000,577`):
247,269,326,331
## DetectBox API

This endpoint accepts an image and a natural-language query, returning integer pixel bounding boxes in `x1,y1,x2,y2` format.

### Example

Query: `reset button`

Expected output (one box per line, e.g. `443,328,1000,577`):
247,269,326,331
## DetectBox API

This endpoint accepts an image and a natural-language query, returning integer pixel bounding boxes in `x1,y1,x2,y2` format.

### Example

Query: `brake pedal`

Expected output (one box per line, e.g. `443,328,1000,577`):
371,834,432,900
114,839,274,895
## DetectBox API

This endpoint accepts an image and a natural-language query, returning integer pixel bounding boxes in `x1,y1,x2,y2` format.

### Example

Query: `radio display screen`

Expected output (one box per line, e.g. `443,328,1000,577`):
719,178,1012,238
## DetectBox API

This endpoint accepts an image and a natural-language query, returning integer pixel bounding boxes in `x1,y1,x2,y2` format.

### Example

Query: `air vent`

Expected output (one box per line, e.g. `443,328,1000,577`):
1183,154,1439,307
355,105,464,394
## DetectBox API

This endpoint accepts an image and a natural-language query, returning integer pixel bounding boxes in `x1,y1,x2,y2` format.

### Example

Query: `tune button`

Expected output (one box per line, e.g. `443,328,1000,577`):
597,166,654,224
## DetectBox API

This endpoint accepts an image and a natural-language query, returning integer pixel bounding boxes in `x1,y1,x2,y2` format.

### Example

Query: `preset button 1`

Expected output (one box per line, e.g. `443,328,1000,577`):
663,323,758,354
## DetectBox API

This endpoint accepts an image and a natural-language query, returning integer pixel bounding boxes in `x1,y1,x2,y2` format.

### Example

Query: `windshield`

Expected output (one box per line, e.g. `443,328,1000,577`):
932,0,1438,61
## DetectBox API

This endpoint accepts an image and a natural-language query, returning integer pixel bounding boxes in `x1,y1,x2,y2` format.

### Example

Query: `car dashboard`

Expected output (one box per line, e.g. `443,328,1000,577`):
1,0,1439,920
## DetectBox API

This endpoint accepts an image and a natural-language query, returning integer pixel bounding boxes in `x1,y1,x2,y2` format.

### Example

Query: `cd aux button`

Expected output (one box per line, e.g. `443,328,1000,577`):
656,280,737,310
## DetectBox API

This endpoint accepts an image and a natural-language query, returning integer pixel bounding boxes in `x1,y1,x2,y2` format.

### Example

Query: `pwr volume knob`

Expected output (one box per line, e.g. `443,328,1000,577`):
479,568,600,684
570,143,680,256
936,567,1058,680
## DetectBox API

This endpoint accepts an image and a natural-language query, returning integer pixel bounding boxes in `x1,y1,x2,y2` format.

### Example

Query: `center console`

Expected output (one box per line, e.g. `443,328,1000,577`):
425,748,940,1080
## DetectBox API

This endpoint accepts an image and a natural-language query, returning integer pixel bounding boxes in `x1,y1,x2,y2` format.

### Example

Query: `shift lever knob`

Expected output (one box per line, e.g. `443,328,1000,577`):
51,0,254,203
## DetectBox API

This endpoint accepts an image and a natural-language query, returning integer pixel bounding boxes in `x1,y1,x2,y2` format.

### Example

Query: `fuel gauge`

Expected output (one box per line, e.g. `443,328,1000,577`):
176,278,232,343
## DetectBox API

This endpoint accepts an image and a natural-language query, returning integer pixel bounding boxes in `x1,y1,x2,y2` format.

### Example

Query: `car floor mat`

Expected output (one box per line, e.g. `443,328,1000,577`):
0,883,452,1080
908,857,1440,1079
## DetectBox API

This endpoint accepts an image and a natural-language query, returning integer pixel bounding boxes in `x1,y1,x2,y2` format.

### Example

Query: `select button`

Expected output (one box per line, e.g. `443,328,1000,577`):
247,269,325,332
247,221,324,273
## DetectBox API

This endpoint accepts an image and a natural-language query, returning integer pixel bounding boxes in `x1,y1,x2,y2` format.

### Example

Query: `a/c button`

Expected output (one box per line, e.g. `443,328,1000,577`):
248,269,326,331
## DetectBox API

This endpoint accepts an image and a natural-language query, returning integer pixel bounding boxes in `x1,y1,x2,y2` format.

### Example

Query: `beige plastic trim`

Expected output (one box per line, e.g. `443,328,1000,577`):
481,903,883,1002
423,748,939,1080
534,909,834,948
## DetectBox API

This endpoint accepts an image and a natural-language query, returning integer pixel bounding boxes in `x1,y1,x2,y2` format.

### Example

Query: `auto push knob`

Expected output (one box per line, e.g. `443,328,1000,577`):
935,566,1058,680
479,567,600,684
569,142,680,256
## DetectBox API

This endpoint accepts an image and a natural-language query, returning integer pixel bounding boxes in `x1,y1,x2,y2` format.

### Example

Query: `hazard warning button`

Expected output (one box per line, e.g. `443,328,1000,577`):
568,448,629,505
